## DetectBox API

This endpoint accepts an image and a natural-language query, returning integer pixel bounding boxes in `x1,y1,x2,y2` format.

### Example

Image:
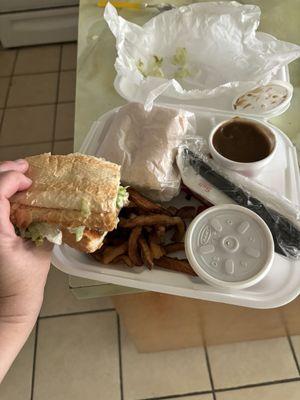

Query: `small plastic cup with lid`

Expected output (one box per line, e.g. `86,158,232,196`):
185,204,274,289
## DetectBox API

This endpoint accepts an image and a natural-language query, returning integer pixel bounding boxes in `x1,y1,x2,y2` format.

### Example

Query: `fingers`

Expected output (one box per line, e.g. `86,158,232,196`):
0,159,29,174
0,170,32,199
0,171,32,236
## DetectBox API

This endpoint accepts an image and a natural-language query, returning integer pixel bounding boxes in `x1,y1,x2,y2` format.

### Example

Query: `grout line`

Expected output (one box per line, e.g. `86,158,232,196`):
0,41,77,50
14,68,76,77
51,45,63,151
1,68,76,78
287,335,300,375
39,307,116,320
204,346,216,400
0,5,78,16
140,390,213,400
117,314,124,400
4,100,74,110
0,139,74,149
0,49,18,136
214,377,300,393
30,319,39,400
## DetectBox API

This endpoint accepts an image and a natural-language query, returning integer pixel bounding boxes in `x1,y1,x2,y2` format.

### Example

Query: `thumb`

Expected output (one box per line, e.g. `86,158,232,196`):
0,171,32,236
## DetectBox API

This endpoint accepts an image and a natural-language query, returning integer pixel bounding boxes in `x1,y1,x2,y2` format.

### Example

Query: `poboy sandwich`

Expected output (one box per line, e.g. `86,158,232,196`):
10,153,128,253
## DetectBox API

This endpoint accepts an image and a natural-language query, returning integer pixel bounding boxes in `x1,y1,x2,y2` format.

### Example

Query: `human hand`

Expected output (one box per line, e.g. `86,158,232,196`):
0,159,53,381
0,160,52,326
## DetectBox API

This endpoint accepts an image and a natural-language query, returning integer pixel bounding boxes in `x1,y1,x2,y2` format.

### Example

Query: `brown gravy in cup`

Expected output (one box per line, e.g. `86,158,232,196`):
212,118,276,163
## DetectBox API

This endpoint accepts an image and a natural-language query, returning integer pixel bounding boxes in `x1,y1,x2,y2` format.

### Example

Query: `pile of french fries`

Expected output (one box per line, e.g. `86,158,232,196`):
92,188,209,276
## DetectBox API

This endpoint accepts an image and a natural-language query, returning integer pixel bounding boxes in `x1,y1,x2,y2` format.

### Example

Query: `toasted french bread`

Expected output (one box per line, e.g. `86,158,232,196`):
10,204,118,232
10,153,121,231
61,228,107,253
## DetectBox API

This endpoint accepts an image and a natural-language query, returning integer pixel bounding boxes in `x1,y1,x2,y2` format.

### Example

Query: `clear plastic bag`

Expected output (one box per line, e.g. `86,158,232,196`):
104,2,300,108
177,138,300,260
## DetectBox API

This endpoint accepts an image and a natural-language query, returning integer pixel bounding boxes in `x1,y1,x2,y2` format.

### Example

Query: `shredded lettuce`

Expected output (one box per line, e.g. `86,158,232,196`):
174,67,190,79
149,55,164,78
136,59,147,77
67,226,85,242
153,55,163,67
81,198,91,218
20,223,62,246
116,186,129,209
172,47,187,66
136,55,164,78
172,47,190,79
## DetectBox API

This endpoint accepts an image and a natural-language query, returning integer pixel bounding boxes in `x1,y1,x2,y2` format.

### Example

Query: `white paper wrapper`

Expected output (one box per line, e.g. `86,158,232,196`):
104,1,300,109
96,102,196,202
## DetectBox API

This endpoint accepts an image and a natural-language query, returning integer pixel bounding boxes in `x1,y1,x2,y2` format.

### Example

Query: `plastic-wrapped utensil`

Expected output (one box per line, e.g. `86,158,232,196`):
185,149,300,260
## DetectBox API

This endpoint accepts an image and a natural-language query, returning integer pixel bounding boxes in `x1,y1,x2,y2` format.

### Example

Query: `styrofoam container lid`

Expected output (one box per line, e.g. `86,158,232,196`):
232,80,293,117
185,205,274,289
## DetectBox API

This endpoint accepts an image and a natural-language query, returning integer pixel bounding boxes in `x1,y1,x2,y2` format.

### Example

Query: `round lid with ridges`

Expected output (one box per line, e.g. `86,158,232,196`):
185,204,274,289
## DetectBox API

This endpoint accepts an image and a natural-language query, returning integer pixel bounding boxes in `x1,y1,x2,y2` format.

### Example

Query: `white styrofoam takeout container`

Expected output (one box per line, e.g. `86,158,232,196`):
52,63,300,308
114,59,291,119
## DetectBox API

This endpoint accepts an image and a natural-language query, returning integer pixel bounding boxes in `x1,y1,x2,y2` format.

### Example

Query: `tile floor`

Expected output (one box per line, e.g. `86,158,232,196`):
1,43,300,400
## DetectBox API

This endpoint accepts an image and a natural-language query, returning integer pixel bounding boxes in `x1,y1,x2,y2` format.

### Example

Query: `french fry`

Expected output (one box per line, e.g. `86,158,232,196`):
113,254,134,268
139,236,154,269
155,225,166,240
102,242,128,264
154,256,197,276
124,200,136,208
149,233,166,259
165,242,185,254
91,243,109,262
128,187,172,215
128,226,143,266
119,214,184,229
167,206,178,216
176,206,197,219
172,218,186,241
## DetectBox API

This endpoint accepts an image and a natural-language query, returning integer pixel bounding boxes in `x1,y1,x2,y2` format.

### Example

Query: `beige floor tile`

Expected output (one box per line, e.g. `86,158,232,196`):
0,49,16,76
40,265,113,317
0,329,35,400
34,312,120,400
54,102,75,140
216,381,300,400
169,396,213,400
53,139,74,154
0,142,52,161
291,335,300,363
0,105,55,145
208,337,298,389
15,45,60,74
7,73,58,107
58,70,76,102
0,77,10,107
61,43,78,70
121,326,211,400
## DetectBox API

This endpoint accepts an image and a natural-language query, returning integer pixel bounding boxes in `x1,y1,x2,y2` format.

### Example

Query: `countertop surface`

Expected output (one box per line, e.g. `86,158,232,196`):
72,0,300,291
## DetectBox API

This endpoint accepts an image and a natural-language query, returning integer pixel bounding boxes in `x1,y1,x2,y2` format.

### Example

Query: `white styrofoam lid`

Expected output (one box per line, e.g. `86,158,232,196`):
232,80,293,116
114,65,291,120
185,204,274,289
